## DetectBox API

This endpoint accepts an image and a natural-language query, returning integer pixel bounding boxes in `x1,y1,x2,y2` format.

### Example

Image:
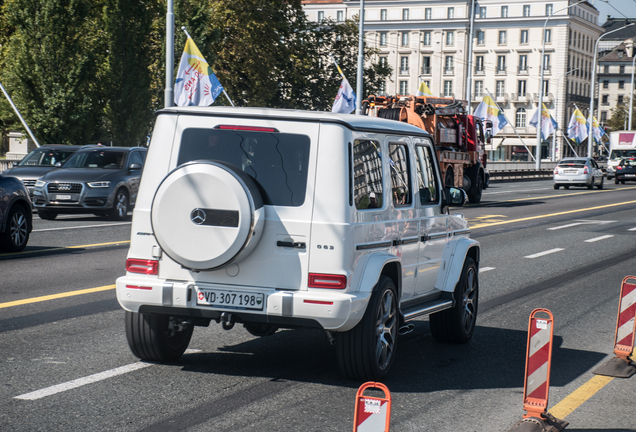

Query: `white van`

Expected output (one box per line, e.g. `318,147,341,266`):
607,131,636,179
116,107,480,380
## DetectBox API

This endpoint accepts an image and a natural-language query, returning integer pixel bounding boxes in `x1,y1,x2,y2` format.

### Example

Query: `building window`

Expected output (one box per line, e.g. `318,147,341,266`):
519,55,528,72
446,31,454,46
317,11,324,22
425,8,432,20
546,4,553,15
602,95,608,104
423,31,431,46
380,32,387,46
603,80,609,89
378,81,386,96
501,6,508,17
403,9,409,20
448,7,455,19
337,11,344,22
543,80,549,96
475,55,484,72
445,56,454,73
380,56,387,68
543,55,551,72
601,111,607,122
619,81,625,89
603,65,609,73
520,30,528,44
618,95,625,104
399,81,408,95
516,108,527,127
620,66,625,74
400,56,409,74
495,81,505,98
477,31,485,45
544,29,551,43
475,81,484,97
402,32,409,46
499,31,507,45
523,5,531,17
518,80,527,97
381,9,387,21
353,140,383,210
479,7,486,18
422,56,431,74
497,55,506,72
444,80,453,97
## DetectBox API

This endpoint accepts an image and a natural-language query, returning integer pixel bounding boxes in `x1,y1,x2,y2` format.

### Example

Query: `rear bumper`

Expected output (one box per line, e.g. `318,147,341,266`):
553,174,592,185
116,276,371,332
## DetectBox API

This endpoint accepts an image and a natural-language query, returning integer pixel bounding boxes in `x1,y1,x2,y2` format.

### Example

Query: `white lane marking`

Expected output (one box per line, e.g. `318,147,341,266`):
482,188,552,195
548,220,616,230
15,362,152,400
629,228,636,232
525,248,564,259
584,235,615,243
15,348,202,401
33,222,131,232
479,267,496,273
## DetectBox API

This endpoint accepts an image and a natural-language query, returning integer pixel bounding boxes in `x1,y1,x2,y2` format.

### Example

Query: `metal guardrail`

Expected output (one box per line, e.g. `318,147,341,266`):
0,160,18,173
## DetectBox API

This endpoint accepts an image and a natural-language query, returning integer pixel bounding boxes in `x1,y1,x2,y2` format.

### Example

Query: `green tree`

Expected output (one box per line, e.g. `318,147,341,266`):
606,97,636,131
1,0,104,145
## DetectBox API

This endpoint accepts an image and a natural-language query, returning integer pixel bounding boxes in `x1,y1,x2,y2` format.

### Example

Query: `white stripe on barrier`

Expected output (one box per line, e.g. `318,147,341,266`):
620,290,636,313
617,318,635,343
529,326,551,357
526,362,550,396
357,402,388,432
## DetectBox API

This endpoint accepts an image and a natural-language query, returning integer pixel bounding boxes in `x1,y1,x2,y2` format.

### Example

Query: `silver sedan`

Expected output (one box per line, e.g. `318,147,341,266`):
553,157,604,190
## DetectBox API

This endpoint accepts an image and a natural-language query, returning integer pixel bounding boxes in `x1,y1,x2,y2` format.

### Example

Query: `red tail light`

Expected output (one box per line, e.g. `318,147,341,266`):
126,258,158,275
617,166,623,170
553,168,559,175
583,166,589,174
308,273,347,289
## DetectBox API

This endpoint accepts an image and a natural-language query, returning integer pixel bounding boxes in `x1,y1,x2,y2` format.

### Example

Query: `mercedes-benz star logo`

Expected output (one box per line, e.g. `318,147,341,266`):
190,208,207,225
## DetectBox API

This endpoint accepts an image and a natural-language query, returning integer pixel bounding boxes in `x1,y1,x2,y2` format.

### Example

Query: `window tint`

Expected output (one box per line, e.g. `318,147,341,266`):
389,144,412,206
129,151,143,166
415,145,438,204
178,129,310,207
558,159,587,167
19,148,76,166
353,140,383,210
64,150,126,169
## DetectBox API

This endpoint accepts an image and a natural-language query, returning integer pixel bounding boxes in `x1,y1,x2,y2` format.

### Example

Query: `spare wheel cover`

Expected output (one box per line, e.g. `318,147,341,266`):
151,161,264,270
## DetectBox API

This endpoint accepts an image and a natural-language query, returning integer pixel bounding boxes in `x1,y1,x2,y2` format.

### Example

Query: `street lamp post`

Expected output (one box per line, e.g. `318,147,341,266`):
165,0,174,108
588,22,635,156
629,48,636,130
536,0,587,170
552,68,579,161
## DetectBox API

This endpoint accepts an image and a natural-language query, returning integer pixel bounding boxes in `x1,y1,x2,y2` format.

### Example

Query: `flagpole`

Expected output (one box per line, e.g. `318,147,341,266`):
354,0,365,115
181,27,235,107
0,80,41,147
484,88,536,161
165,0,174,108
559,129,579,157
330,54,347,79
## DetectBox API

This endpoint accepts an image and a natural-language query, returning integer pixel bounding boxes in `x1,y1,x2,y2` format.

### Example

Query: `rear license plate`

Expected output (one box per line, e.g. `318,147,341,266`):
626,174,636,178
55,194,72,200
196,289,264,310
564,169,578,174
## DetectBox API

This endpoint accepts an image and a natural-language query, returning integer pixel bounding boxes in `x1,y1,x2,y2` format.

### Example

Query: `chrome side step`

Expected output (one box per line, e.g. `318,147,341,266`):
402,299,453,321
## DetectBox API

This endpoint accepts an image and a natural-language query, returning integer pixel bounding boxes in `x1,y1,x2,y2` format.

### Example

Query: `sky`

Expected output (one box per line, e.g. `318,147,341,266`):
591,0,636,24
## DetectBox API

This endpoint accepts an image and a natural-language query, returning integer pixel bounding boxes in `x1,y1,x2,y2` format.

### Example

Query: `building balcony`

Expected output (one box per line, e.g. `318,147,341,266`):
511,93,533,102
534,93,553,102
399,68,409,76
496,67,507,75
474,67,485,75
566,93,591,104
444,67,454,74
518,66,529,75
421,66,431,75
495,93,509,102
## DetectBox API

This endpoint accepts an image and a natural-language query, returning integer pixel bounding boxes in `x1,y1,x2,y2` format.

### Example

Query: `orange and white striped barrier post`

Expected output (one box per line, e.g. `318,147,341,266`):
594,276,636,378
353,382,391,432
508,309,568,432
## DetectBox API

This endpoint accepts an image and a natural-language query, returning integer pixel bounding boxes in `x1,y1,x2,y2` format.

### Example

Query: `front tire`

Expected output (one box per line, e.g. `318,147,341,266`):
125,312,193,362
336,276,398,381
430,257,478,343
109,189,129,221
0,205,30,252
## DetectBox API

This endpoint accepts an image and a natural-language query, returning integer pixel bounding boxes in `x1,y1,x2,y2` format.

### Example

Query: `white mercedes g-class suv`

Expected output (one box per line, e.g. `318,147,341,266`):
116,106,479,381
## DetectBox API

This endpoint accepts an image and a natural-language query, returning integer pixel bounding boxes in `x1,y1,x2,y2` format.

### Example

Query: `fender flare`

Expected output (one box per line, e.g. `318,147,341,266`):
435,237,480,293
349,252,402,296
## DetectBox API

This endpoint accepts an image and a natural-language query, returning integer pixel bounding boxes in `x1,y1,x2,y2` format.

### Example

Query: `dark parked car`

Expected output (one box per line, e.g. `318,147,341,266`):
32,146,147,221
2,145,81,197
614,157,636,184
0,174,32,252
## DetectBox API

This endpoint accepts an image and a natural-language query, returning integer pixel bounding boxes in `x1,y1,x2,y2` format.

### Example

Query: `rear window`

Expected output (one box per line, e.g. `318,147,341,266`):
18,148,76,166
64,150,127,169
610,150,636,160
620,159,636,167
558,159,587,167
177,128,310,207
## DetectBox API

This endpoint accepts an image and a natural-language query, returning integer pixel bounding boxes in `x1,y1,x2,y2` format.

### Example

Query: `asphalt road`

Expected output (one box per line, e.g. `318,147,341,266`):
1,180,635,431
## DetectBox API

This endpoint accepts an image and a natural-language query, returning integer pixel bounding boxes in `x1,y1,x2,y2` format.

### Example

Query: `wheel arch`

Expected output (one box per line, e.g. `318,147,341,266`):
435,237,480,293
2,198,33,234
351,252,402,299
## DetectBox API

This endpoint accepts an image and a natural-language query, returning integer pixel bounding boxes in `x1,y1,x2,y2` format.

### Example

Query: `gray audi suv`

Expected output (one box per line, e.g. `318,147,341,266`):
32,145,146,221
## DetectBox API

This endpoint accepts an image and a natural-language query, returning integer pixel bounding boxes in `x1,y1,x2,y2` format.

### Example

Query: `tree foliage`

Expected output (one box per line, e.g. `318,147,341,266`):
0,0,391,147
605,95,636,132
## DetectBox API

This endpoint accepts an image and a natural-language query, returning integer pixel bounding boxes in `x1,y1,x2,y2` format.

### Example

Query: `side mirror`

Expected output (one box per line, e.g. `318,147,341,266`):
129,163,142,171
446,187,468,206
55,162,62,167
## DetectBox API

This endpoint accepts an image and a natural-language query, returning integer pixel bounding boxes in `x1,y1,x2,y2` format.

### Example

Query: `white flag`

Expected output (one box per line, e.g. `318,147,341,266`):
174,38,224,107
332,78,356,114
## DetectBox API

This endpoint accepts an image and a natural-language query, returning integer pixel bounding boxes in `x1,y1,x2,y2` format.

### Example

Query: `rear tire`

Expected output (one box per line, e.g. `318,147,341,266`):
467,167,483,204
38,210,57,220
621,180,626,184
553,184,560,190
243,323,278,337
615,178,619,184
125,311,193,362
587,183,593,190
430,257,478,344
597,177,604,190
564,185,570,190
0,205,30,252
336,276,398,381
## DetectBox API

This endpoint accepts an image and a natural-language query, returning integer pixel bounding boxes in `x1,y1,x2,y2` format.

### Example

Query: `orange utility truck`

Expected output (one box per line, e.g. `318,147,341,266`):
363,95,492,203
